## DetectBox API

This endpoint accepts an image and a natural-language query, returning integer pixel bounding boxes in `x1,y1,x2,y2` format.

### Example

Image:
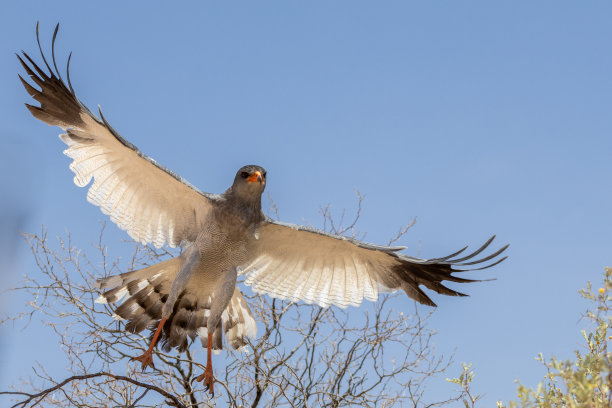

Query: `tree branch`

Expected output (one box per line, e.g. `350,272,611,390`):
1,372,187,408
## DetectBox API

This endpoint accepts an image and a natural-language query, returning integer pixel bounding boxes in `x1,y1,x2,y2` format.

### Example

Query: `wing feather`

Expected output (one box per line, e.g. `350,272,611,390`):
359,259,378,302
318,259,335,307
266,259,295,299
343,255,362,307
242,220,508,308
284,258,306,301
294,257,318,303
330,256,347,307
19,25,215,247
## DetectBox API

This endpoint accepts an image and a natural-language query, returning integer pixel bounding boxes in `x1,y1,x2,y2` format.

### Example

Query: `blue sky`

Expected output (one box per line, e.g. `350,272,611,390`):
1,1,611,405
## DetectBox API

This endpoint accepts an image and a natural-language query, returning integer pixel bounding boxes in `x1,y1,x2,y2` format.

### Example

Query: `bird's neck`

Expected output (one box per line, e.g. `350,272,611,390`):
220,189,265,225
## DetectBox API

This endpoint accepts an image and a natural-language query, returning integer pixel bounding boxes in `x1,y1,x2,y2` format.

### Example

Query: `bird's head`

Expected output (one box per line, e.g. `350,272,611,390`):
230,164,267,200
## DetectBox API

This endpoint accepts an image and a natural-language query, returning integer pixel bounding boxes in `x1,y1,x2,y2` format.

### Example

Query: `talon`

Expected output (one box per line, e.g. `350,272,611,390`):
129,317,166,372
196,331,215,396
131,351,155,370
195,367,215,396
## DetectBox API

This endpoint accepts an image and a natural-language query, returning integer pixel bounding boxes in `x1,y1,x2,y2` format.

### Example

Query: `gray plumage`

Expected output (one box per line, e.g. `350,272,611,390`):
19,24,508,359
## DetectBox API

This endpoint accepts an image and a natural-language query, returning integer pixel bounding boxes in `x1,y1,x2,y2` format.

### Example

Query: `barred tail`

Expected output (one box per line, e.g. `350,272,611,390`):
96,257,256,352
95,257,182,335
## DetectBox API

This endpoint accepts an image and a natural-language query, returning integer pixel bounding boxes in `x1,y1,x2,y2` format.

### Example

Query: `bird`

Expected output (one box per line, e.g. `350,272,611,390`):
18,23,508,395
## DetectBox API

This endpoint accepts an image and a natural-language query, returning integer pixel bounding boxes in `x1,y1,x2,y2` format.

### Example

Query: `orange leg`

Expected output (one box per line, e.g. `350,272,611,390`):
195,332,215,396
131,317,167,370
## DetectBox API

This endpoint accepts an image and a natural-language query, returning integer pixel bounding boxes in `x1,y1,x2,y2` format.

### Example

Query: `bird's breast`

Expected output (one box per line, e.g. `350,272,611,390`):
194,218,250,271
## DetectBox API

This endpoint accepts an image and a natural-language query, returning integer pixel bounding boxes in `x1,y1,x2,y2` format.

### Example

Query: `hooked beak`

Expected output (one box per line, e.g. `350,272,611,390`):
246,171,263,183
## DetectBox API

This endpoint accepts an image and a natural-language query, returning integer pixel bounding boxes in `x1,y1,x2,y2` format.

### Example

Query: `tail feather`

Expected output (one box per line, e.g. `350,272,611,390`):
222,288,257,350
163,292,200,352
95,257,181,294
96,256,256,352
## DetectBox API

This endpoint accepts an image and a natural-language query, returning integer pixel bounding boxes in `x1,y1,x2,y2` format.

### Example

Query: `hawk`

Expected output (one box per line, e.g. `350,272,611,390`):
19,24,508,395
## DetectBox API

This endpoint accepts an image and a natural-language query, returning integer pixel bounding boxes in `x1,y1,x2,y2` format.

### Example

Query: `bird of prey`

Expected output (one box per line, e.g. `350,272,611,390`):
19,24,508,395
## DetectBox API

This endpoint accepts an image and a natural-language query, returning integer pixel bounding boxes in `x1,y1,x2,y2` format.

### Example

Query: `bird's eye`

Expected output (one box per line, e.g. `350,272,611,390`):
241,171,250,179
262,171,267,178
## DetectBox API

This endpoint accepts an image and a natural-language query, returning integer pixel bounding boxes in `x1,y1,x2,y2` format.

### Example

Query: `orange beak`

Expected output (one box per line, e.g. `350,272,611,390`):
246,171,263,183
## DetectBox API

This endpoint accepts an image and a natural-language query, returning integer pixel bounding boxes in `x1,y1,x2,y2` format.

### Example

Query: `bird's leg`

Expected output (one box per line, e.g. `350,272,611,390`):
195,332,215,395
131,245,200,370
131,316,167,369
195,266,237,396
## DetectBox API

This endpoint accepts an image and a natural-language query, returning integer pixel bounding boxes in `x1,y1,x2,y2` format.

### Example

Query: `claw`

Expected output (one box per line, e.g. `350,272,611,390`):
128,317,166,371
195,367,215,396
131,351,155,371
195,331,215,396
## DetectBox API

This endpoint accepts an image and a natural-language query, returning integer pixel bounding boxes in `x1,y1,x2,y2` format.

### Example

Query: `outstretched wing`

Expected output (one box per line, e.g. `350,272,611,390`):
18,24,216,248
241,220,508,307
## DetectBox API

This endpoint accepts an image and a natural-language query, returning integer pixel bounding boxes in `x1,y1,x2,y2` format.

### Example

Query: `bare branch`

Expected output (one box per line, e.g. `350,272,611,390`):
0,373,186,408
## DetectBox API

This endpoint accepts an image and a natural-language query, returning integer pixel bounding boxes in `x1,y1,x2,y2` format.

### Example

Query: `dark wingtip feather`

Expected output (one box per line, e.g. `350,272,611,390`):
444,275,481,284
396,236,508,305
434,245,468,262
20,50,50,84
51,23,62,82
18,25,89,128
450,235,496,263
66,51,75,95
470,255,508,271
18,74,39,96
459,243,509,267
422,297,437,307
24,104,57,125
35,21,53,75
98,105,108,124
97,105,126,142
